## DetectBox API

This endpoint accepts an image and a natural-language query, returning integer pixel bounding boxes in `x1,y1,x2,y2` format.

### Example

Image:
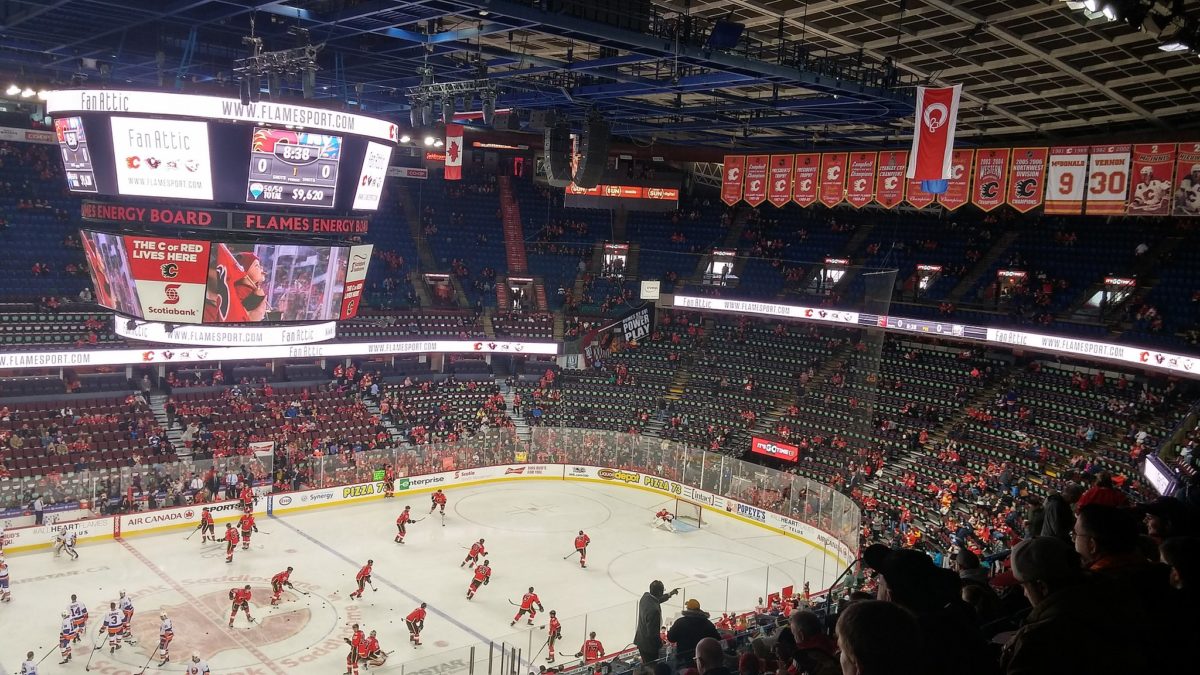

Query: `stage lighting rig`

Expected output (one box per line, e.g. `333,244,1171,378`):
234,25,324,101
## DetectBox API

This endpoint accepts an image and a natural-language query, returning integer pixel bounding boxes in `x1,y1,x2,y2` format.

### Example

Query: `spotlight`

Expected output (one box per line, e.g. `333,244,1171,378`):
1160,41,1188,51
424,135,435,146
5,84,19,96
434,139,443,147
20,88,34,98
1084,0,1098,10
37,90,48,100
400,134,411,143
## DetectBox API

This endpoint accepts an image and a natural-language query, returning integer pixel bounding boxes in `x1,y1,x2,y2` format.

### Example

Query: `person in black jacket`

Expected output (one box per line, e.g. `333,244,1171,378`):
1039,483,1082,542
633,580,678,666
667,599,722,670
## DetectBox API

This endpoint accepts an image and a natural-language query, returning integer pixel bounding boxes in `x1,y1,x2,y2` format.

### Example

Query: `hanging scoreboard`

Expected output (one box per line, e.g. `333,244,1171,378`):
246,127,343,209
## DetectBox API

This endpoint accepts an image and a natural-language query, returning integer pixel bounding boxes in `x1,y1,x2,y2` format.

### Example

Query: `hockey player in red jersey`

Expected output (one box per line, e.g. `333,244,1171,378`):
223,524,240,563
546,610,563,663
406,602,427,646
430,489,447,514
576,632,605,663
238,484,254,512
462,538,487,568
238,510,258,550
383,465,396,498
395,506,413,544
199,508,215,543
270,567,294,605
344,623,365,675
228,584,254,627
364,630,387,667
350,560,374,598
573,530,591,568
466,559,491,599
511,586,544,626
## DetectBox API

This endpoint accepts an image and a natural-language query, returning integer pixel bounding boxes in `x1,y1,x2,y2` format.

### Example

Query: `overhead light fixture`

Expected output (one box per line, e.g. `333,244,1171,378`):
21,87,35,98
1159,42,1189,51
1084,0,1099,11
37,90,49,100
1101,5,1117,21
400,134,411,143
5,84,19,96
434,139,443,147
424,135,435,146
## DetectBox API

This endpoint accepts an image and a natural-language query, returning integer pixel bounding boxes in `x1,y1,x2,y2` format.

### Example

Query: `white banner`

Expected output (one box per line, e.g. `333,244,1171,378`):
114,318,338,346
46,90,399,143
110,116,214,200
117,498,257,538
673,295,861,325
351,141,392,210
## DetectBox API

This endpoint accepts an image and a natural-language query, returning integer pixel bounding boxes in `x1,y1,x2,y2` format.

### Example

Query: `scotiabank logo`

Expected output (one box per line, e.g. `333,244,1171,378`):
453,470,476,479
163,284,182,304
750,437,799,462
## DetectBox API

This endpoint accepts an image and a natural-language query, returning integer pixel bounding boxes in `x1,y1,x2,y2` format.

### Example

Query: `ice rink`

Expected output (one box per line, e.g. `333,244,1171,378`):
0,481,841,674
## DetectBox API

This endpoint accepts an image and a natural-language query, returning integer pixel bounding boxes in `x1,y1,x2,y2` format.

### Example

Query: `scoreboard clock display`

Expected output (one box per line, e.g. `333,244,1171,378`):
246,127,342,208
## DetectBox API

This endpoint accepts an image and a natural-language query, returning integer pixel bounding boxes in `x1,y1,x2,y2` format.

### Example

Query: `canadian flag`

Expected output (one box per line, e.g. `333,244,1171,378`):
906,85,961,180
445,124,463,181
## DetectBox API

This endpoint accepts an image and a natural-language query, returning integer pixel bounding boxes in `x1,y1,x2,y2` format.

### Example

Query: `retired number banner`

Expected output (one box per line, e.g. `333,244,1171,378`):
721,155,745,206
1045,146,1089,215
792,153,820,207
938,149,973,211
743,154,770,207
845,152,877,209
971,148,1010,212
819,153,847,207
768,155,794,208
875,150,907,209
1085,144,1131,215
1126,144,1175,216
1173,143,1200,217
1008,147,1048,213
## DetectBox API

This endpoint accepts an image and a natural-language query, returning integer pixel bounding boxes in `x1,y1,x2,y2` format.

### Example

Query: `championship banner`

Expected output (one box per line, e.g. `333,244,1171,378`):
444,124,463,180
819,152,847,207
1045,146,1089,215
937,149,973,211
767,154,794,208
1126,143,1175,216
971,148,1010,212
1173,142,1200,217
1084,144,1131,215
123,235,211,324
875,150,908,209
743,155,770,207
907,84,962,180
1008,147,1048,213
721,155,745,206
792,153,820,207
845,152,877,209
906,177,937,209
340,244,373,319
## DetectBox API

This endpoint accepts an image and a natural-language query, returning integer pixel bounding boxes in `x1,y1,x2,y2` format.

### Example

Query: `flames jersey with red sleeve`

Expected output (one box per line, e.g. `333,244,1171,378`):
229,588,251,604
201,511,214,526
238,514,255,531
349,629,364,650
356,564,373,581
239,486,253,502
271,569,291,586
224,529,240,545
574,534,590,550
356,636,373,657
364,636,380,655
582,639,604,661
520,592,540,610
472,564,491,583
549,617,562,637
432,491,447,505
469,542,487,557
406,606,426,623
396,511,411,526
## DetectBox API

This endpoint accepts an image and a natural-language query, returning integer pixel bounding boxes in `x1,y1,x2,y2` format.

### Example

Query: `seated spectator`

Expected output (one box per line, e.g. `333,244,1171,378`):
1001,536,1143,674
788,611,838,675
834,600,922,675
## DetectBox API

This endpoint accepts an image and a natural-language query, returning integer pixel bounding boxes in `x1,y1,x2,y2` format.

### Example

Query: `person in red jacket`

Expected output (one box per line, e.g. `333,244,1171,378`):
350,560,374,599
406,602,427,646
223,524,240,564
576,631,605,662
430,489,447,515
573,530,591,569
547,610,563,663
395,506,413,544
228,585,253,627
462,539,487,568
343,623,364,675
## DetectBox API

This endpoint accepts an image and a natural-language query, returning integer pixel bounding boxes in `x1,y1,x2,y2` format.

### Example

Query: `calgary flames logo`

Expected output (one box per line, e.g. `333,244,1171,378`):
1015,178,1038,198
979,181,999,199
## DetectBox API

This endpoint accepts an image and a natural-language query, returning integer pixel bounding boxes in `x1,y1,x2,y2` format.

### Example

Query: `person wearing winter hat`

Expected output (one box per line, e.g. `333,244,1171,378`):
634,581,678,666
999,536,1143,675
667,599,721,670
233,251,269,321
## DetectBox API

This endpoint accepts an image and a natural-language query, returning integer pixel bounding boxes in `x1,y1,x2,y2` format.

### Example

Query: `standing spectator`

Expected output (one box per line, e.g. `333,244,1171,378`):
1039,483,1082,542
835,601,922,675
32,494,45,525
634,581,678,666
667,600,721,670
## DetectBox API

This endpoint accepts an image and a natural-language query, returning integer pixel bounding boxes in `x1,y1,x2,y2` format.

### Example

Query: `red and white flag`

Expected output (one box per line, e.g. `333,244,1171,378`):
906,84,962,180
444,124,463,180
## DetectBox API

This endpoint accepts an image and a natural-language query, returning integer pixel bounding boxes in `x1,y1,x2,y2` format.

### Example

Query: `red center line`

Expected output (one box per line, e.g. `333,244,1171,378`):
117,538,288,675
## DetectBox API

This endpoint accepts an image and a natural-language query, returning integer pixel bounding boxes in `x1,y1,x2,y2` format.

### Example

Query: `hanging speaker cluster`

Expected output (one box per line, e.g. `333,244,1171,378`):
544,113,573,188
543,111,610,189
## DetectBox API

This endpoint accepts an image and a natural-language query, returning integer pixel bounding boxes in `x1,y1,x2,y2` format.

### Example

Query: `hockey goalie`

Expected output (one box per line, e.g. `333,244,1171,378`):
651,508,676,532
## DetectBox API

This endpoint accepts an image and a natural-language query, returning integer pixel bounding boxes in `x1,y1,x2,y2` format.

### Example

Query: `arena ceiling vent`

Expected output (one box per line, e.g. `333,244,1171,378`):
0,0,1198,148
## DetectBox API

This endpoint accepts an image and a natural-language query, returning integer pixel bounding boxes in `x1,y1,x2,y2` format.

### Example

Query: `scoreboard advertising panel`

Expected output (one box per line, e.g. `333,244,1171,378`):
80,230,370,325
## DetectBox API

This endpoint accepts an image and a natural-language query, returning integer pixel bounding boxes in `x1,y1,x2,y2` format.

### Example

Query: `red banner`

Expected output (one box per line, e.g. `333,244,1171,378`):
875,150,907,208
792,153,820,207
845,152,877,209
906,178,936,209
123,235,211,324
819,152,847,207
1085,144,1131,215
1045,146,1090,215
743,154,769,207
971,148,1010,212
907,84,962,180
767,154,794,208
938,149,973,211
1173,142,1200,217
1126,143,1175,216
1008,147,1048,213
721,155,745,206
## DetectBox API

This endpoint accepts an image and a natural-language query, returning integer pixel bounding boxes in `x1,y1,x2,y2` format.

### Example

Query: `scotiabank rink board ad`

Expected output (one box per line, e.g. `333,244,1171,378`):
124,234,211,324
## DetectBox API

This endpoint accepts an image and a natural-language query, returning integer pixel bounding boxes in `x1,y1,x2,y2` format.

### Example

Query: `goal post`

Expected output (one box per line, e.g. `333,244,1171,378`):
674,498,703,529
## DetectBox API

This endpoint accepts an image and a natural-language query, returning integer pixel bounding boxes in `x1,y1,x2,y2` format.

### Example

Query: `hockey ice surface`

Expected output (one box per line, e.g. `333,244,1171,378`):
0,481,837,673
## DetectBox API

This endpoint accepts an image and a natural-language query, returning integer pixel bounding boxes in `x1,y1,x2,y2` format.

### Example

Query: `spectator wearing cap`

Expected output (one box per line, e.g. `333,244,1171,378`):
861,544,990,675
1140,497,1195,543
787,611,838,675
1075,472,1128,509
667,599,722,670
1000,536,1142,675
834,600,922,675
1038,483,1082,542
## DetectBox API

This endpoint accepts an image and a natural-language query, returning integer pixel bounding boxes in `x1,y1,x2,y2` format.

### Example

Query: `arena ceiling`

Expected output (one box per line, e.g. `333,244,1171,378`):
0,0,1198,149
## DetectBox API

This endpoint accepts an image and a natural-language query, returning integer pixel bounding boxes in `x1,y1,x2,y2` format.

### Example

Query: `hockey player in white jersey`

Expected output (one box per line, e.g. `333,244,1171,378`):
0,555,10,602
118,590,137,643
186,652,212,674
19,650,38,675
59,610,77,663
158,611,175,666
68,594,88,640
99,602,124,654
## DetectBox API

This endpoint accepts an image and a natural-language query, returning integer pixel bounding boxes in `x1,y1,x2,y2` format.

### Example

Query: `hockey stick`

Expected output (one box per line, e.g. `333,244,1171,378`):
185,525,200,541
409,517,425,524
531,637,551,662
33,645,57,667
135,646,159,675
441,511,445,527
562,550,579,560
84,638,104,671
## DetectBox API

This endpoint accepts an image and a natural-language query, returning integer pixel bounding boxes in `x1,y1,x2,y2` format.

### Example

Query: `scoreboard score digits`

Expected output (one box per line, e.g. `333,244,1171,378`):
246,127,342,208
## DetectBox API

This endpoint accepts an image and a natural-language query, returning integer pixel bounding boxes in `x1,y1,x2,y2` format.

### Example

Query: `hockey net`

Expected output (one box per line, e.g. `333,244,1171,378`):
674,498,703,529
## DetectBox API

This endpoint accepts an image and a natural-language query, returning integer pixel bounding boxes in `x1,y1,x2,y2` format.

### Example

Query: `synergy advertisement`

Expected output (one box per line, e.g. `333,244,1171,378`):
246,127,342,208
109,116,214,200
53,116,98,193
206,242,349,323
